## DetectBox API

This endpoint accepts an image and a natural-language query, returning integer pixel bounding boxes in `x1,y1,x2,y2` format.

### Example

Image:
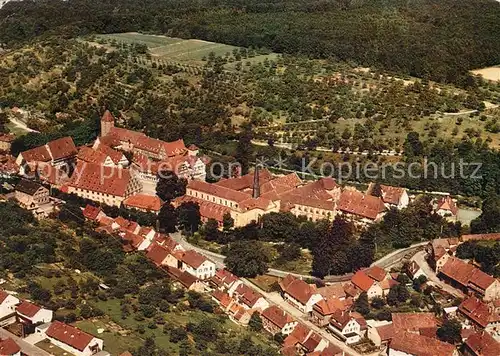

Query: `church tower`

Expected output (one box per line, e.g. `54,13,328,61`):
100,110,115,137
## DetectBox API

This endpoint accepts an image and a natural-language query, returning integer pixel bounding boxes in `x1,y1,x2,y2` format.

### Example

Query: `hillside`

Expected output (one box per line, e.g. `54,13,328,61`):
1,0,500,84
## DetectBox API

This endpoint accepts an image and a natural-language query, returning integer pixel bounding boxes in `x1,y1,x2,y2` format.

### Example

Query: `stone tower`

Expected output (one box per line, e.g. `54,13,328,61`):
100,110,115,137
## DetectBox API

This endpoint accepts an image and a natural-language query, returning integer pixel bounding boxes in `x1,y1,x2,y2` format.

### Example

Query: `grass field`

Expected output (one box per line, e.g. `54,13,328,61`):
96,32,278,68
471,66,500,82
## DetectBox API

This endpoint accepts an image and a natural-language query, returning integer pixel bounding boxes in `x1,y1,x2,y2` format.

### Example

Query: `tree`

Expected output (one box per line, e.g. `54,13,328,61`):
437,318,462,344
371,296,386,309
354,292,370,316
248,312,263,332
224,241,270,277
170,327,188,343
387,284,410,306
278,243,301,261
157,203,177,233
203,219,220,241
156,170,187,202
471,193,500,233
176,201,201,234
371,182,383,197
222,212,234,231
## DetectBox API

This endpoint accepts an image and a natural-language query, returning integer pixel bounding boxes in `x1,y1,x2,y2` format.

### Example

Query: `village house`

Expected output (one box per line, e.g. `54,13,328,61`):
165,267,205,293
16,136,77,175
65,161,142,207
406,260,427,280
0,154,19,177
145,243,172,266
458,297,500,338
349,270,383,299
231,283,270,311
435,195,459,219
82,204,105,222
0,337,21,356
77,145,128,168
463,331,500,356
426,238,460,272
0,133,14,152
179,250,216,280
327,310,367,345
261,305,298,335
209,269,240,291
279,275,323,313
14,179,51,217
122,194,163,214
366,183,409,209
439,256,500,301
15,300,53,325
366,320,394,348
0,291,19,324
336,190,387,224
231,306,257,326
391,312,438,335
282,323,329,355
37,321,104,356
119,231,151,252
311,297,351,327
211,290,235,312
388,331,458,356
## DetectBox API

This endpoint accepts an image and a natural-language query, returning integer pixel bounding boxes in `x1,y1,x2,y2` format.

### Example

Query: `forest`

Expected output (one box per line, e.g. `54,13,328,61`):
1,0,500,84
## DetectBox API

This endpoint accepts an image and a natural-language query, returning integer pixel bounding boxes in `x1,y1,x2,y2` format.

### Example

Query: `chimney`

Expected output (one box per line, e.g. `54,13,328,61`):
252,165,260,199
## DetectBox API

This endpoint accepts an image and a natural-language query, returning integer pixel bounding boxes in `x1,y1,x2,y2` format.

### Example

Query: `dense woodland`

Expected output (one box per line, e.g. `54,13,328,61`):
1,0,500,84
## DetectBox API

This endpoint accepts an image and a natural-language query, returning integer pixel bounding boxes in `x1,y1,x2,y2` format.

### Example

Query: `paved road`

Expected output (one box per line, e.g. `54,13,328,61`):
411,250,464,298
172,232,427,281
241,278,367,356
0,328,51,356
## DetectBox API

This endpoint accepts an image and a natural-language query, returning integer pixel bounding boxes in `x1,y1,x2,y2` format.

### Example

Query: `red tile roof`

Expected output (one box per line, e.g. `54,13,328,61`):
351,270,375,292
46,321,95,351
391,312,438,332
95,144,124,165
120,231,145,250
307,344,344,356
0,338,21,355
440,257,495,291
188,179,252,203
338,190,386,220
82,204,101,220
283,323,311,348
123,194,163,212
101,110,115,123
313,297,346,316
145,243,170,266
364,266,387,282
212,290,233,309
20,145,51,162
379,184,406,205
459,297,500,328
180,250,208,269
390,331,456,356
0,133,14,143
47,137,77,161
16,300,41,317
68,162,133,197
215,169,274,192
0,290,11,304
436,196,458,215
77,146,108,165
464,331,500,356
213,269,239,287
163,139,186,157
280,274,317,305
262,305,295,329
375,323,395,341
234,284,265,308
461,233,500,242
316,284,346,300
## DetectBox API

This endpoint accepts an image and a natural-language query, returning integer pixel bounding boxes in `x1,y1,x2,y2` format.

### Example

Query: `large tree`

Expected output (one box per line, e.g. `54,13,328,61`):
471,193,500,233
157,203,178,233
176,201,201,234
437,318,462,345
156,170,187,202
224,241,270,277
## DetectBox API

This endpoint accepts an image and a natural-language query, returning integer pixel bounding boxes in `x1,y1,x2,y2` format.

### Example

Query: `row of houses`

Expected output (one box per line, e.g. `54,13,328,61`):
0,290,105,356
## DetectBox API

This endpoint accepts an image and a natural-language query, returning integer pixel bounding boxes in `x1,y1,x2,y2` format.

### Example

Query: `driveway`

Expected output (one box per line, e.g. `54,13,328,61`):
411,251,464,298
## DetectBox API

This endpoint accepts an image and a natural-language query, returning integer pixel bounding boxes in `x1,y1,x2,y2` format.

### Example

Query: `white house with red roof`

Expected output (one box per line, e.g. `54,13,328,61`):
0,338,21,356
327,310,367,345
210,269,240,291
337,190,387,224
38,321,104,356
123,194,163,214
349,270,383,299
15,300,53,324
388,331,458,356
435,195,459,218
261,305,298,335
366,183,409,209
231,283,270,311
279,275,323,313
179,250,216,279
0,291,19,319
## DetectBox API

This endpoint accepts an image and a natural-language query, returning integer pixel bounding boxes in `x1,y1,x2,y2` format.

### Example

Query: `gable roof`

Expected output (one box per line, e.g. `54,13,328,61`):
180,250,209,269
46,137,77,161
101,110,115,123
338,190,386,220
82,204,101,220
465,331,500,356
262,305,295,329
77,146,108,165
15,179,45,195
375,323,395,341
364,266,387,282
234,283,265,308
16,300,41,317
280,274,318,305
0,290,12,304
145,243,170,266
313,297,346,316
436,196,458,215
123,194,163,212
379,184,406,205
0,338,21,355
391,312,438,332
461,233,500,242
390,331,456,356
68,161,133,197
351,270,375,292
440,256,495,291
46,321,95,351
459,297,500,328
19,145,51,162
96,144,124,164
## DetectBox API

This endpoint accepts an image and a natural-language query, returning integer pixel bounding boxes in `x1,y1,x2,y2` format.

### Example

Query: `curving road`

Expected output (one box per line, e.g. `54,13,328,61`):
171,232,427,280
